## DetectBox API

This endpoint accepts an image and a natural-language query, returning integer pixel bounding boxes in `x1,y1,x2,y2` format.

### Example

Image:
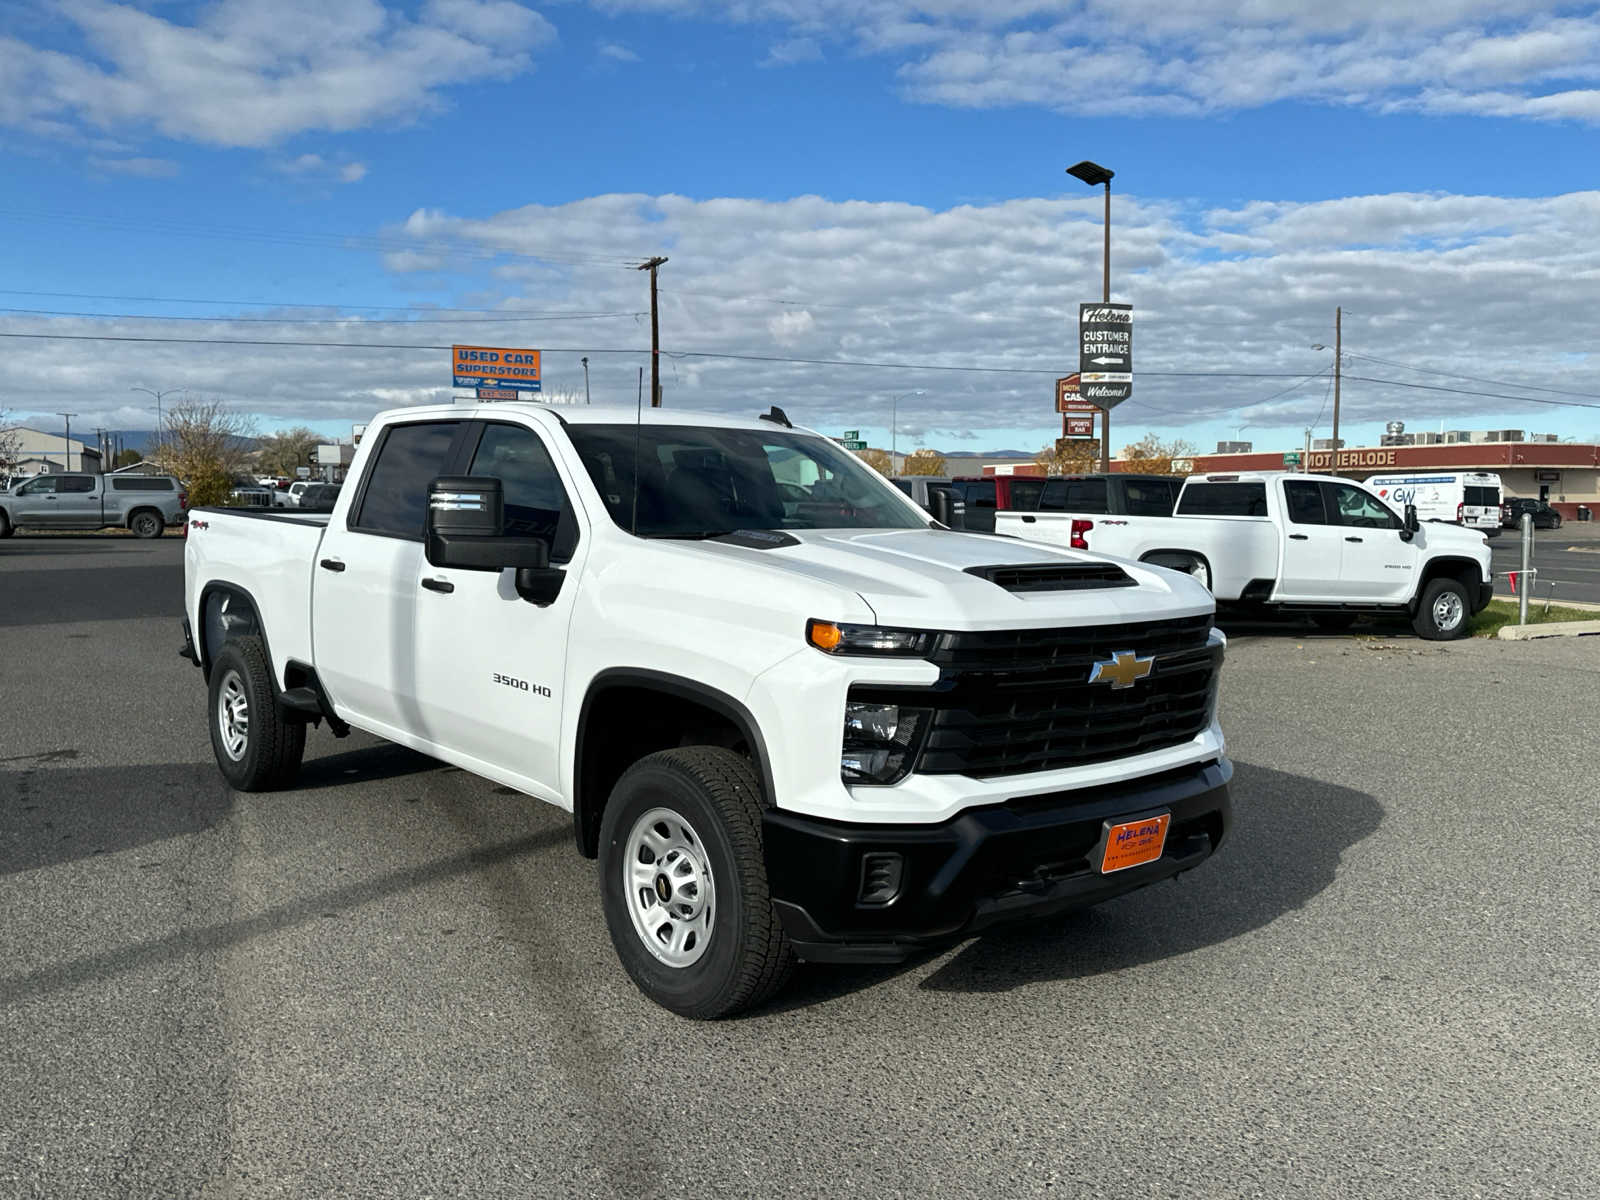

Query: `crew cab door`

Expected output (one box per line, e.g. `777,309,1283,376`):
55,475,104,528
10,475,63,526
1276,478,1347,601
1322,481,1417,602
410,418,584,799
313,419,468,735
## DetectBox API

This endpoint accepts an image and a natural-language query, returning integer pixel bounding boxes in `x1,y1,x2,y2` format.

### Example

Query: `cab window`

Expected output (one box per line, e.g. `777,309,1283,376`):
465,422,578,562
19,477,58,495
58,476,96,494
1283,479,1328,525
1323,483,1399,529
351,421,462,538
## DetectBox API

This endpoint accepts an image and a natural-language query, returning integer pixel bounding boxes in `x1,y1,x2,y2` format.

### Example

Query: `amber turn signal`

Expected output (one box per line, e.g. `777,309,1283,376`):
806,619,844,651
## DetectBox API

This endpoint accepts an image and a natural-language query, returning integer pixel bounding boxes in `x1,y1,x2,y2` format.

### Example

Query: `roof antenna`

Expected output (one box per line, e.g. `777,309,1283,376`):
630,366,645,536
759,405,792,428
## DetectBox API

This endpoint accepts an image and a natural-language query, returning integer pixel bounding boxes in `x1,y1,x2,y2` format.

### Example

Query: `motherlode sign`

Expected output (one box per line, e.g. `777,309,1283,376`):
1078,304,1132,407
452,345,542,392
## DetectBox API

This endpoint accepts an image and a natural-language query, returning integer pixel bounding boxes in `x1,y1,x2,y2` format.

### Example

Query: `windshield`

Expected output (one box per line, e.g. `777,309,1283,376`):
565,424,927,537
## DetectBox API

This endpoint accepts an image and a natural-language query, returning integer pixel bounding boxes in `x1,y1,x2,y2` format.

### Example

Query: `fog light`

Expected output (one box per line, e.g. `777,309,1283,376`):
840,701,929,785
858,853,904,906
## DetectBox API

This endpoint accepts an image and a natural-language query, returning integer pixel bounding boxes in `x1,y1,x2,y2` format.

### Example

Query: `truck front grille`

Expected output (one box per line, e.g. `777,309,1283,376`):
912,615,1218,777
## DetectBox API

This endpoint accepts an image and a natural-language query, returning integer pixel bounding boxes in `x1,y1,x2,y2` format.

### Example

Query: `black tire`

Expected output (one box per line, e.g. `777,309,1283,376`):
1551,515,1563,530
1412,577,1471,641
0,510,12,538
1311,613,1357,632
207,636,306,791
129,509,164,539
598,746,795,1019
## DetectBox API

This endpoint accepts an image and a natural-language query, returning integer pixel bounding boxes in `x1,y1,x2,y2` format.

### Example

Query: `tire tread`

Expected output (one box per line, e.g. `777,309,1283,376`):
210,635,306,790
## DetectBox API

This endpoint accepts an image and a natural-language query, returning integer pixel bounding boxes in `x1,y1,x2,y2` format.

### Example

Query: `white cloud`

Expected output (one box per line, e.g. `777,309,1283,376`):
598,41,640,61
590,1,1600,123
339,162,370,183
86,154,179,177
5,188,1600,448
275,153,370,183
761,37,822,67
0,0,556,149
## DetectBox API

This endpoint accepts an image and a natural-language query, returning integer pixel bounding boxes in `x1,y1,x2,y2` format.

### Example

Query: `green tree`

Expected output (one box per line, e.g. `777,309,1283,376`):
114,448,144,468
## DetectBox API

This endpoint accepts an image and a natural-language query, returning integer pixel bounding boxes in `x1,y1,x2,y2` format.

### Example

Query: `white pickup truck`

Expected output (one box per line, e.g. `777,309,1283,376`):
996,471,1494,639
183,402,1233,1017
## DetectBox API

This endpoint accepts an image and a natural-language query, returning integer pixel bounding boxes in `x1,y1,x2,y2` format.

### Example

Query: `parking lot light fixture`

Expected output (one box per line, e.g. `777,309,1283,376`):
891,390,924,472
1066,159,1115,472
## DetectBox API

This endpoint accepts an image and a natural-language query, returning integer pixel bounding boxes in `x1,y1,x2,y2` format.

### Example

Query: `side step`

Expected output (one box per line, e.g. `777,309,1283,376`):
278,677,351,738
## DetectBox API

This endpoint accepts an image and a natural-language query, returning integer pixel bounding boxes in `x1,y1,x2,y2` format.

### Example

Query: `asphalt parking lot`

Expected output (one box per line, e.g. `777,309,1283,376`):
1490,526,1600,606
3,537,1597,1199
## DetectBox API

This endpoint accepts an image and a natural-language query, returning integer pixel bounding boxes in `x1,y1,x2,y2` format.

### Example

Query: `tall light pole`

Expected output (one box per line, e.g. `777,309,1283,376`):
581,356,591,404
1067,159,1115,473
131,385,184,437
57,412,78,472
890,390,924,472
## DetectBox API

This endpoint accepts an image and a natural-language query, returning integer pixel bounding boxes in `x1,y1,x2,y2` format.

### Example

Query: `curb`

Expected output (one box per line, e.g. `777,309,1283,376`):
1496,620,1600,641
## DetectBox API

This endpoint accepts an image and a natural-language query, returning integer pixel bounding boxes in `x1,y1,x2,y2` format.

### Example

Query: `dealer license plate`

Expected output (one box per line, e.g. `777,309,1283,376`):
1099,813,1171,874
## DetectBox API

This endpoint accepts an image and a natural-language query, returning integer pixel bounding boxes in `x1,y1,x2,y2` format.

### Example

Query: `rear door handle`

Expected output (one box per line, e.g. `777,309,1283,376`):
319,558,345,572
421,577,454,594
1345,536,1363,543
1289,533,1309,540
1020,515,1036,523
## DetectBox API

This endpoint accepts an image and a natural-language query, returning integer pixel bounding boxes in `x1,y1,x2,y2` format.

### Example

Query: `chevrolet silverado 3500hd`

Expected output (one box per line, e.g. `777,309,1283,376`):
183,403,1232,1017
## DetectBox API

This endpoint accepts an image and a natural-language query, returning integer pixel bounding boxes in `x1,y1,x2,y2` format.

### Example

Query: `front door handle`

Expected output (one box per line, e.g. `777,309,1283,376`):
1020,515,1036,523
421,577,454,594
1289,533,1309,540
319,558,346,572
1345,536,1364,543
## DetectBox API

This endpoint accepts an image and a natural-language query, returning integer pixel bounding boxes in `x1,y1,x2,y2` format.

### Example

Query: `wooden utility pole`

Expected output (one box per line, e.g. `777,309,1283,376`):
1331,305,1342,468
638,256,668,407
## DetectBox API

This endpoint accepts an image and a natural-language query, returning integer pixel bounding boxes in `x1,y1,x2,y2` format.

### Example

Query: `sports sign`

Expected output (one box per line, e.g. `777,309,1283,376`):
453,345,541,391
1064,415,1095,438
1078,304,1132,407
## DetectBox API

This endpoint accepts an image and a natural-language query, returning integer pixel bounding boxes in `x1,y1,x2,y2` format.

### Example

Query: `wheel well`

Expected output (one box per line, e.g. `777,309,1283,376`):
125,504,162,527
198,584,270,679
1417,556,1481,601
573,677,770,859
1140,548,1212,577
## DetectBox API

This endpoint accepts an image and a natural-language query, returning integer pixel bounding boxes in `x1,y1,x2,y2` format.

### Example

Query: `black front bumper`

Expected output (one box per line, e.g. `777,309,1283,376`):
1475,582,1495,613
763,758,1232,963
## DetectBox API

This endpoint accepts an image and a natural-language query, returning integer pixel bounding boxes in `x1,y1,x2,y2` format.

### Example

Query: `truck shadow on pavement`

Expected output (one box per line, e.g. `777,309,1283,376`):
774,761,1381,1009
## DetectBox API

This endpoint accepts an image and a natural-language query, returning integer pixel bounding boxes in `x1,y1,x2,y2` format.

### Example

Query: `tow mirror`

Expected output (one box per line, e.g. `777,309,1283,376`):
1401,502,1420,541
425,475,550,574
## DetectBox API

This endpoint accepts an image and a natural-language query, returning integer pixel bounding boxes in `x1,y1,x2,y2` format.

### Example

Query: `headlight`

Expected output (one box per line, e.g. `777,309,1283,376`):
807,619,935,656
841,700,930,785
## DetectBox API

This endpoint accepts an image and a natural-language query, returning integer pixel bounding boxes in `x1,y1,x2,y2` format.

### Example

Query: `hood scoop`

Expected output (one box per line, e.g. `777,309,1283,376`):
966,562,1136,593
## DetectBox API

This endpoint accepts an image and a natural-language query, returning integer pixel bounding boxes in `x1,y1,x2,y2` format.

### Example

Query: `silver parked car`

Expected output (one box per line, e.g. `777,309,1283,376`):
0,473,188,538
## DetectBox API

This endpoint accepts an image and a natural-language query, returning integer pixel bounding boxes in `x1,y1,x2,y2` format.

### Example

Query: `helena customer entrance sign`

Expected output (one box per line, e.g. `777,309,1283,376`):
1078,304,1132,407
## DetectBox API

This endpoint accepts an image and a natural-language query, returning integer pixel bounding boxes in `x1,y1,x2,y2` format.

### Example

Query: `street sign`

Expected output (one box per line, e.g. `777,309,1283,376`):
1078,303,1132,407
841,429,859,441
1283,451,1302,467
1054,375,1081,412
453,344,542,391
476,388,518,401
840,439,867,450
1064,415,1095,438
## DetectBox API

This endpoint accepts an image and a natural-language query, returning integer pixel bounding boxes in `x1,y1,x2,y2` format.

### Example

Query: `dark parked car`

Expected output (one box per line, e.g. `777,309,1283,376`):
1502,497,1563,530
296,483,342,513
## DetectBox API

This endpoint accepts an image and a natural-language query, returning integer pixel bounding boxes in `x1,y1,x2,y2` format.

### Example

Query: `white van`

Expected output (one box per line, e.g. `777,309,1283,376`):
1365,471,1502,534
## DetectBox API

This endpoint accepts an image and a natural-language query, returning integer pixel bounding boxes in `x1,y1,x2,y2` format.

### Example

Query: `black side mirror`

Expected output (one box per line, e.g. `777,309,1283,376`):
425,475,555,584
928,487,964,529
1399,502,1419,541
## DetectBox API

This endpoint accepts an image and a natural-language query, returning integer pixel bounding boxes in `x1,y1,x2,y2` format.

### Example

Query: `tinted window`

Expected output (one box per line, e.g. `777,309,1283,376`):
19,476,58,495
110,477,174,491
1283,480,1327,525
1177,482,1268,517
959,480,996,509
1123,479,1178,517
58,476,97,494
1464,485,1498,507
566,425,923,537
1325,483,1399,529
1060,477,1108,513
1007,479,1045,511
352,421,461,537
467,423,578,562
891,479,914,497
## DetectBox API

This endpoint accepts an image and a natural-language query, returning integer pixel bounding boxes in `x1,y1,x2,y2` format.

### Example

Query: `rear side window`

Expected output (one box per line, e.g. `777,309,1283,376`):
58,476,97,494
1007,479,1045,510
1054,478,1108,513
352,421,461,538
1283,480,1327,525
1177,482,1268,517
959,481,995,509
1123,479,1178,517
1464,485,1498,507
110,477,174,492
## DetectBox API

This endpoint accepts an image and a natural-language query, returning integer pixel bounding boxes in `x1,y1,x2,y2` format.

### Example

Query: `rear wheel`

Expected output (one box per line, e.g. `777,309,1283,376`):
207,635,305,790
1412,578,1470,641
0,510,12,538
599,746,794,1018
129,509,163,539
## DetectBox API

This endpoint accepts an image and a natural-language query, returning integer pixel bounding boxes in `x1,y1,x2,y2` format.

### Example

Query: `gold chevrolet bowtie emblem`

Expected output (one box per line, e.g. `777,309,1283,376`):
1088,649,1155,689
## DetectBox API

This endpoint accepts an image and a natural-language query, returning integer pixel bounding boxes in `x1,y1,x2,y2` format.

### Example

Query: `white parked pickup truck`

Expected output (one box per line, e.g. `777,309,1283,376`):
995,471,1494,639
183,402,1233,1017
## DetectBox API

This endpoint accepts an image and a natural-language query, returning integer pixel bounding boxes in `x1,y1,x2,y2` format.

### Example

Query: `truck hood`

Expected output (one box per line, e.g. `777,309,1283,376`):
680,528,1214,630
1421,522,1493,557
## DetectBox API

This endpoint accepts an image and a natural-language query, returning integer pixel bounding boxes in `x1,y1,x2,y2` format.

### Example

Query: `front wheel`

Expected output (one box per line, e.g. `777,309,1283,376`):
599,747,794,1018
0,510,12,538
129,509,164,539
1413,578,1470,641
207,636,306,790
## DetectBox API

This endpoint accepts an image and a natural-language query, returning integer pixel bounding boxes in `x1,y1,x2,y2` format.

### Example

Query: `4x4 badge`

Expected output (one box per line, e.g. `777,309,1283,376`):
1089,649,1154,689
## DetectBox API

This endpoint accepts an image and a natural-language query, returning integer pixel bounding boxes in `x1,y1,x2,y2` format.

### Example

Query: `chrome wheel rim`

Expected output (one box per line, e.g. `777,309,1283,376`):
135,514,158,536
1434,591,1464,632
217,670,249,761
623,807,714,968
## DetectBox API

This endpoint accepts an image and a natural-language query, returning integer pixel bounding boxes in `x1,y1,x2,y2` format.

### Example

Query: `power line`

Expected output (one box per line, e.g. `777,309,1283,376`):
0,288,619,314
0,306,645,326
1340,349,1600,402
1342,374,1600,412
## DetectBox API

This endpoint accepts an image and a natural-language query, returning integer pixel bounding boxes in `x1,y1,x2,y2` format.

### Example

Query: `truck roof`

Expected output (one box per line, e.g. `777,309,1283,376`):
1192,470,1365,486
378,401,822,434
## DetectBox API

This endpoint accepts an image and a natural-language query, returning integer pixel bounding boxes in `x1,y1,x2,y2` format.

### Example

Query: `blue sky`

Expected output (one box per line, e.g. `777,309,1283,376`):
4,0,1600,455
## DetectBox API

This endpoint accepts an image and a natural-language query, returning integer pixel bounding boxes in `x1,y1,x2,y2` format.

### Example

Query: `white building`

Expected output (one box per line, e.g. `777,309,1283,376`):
8,427,102,473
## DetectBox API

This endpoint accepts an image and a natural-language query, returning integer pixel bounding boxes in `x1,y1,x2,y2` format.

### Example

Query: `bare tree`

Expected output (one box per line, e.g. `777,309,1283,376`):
148,397,257,507
0,408,21,481
255,426,322,477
